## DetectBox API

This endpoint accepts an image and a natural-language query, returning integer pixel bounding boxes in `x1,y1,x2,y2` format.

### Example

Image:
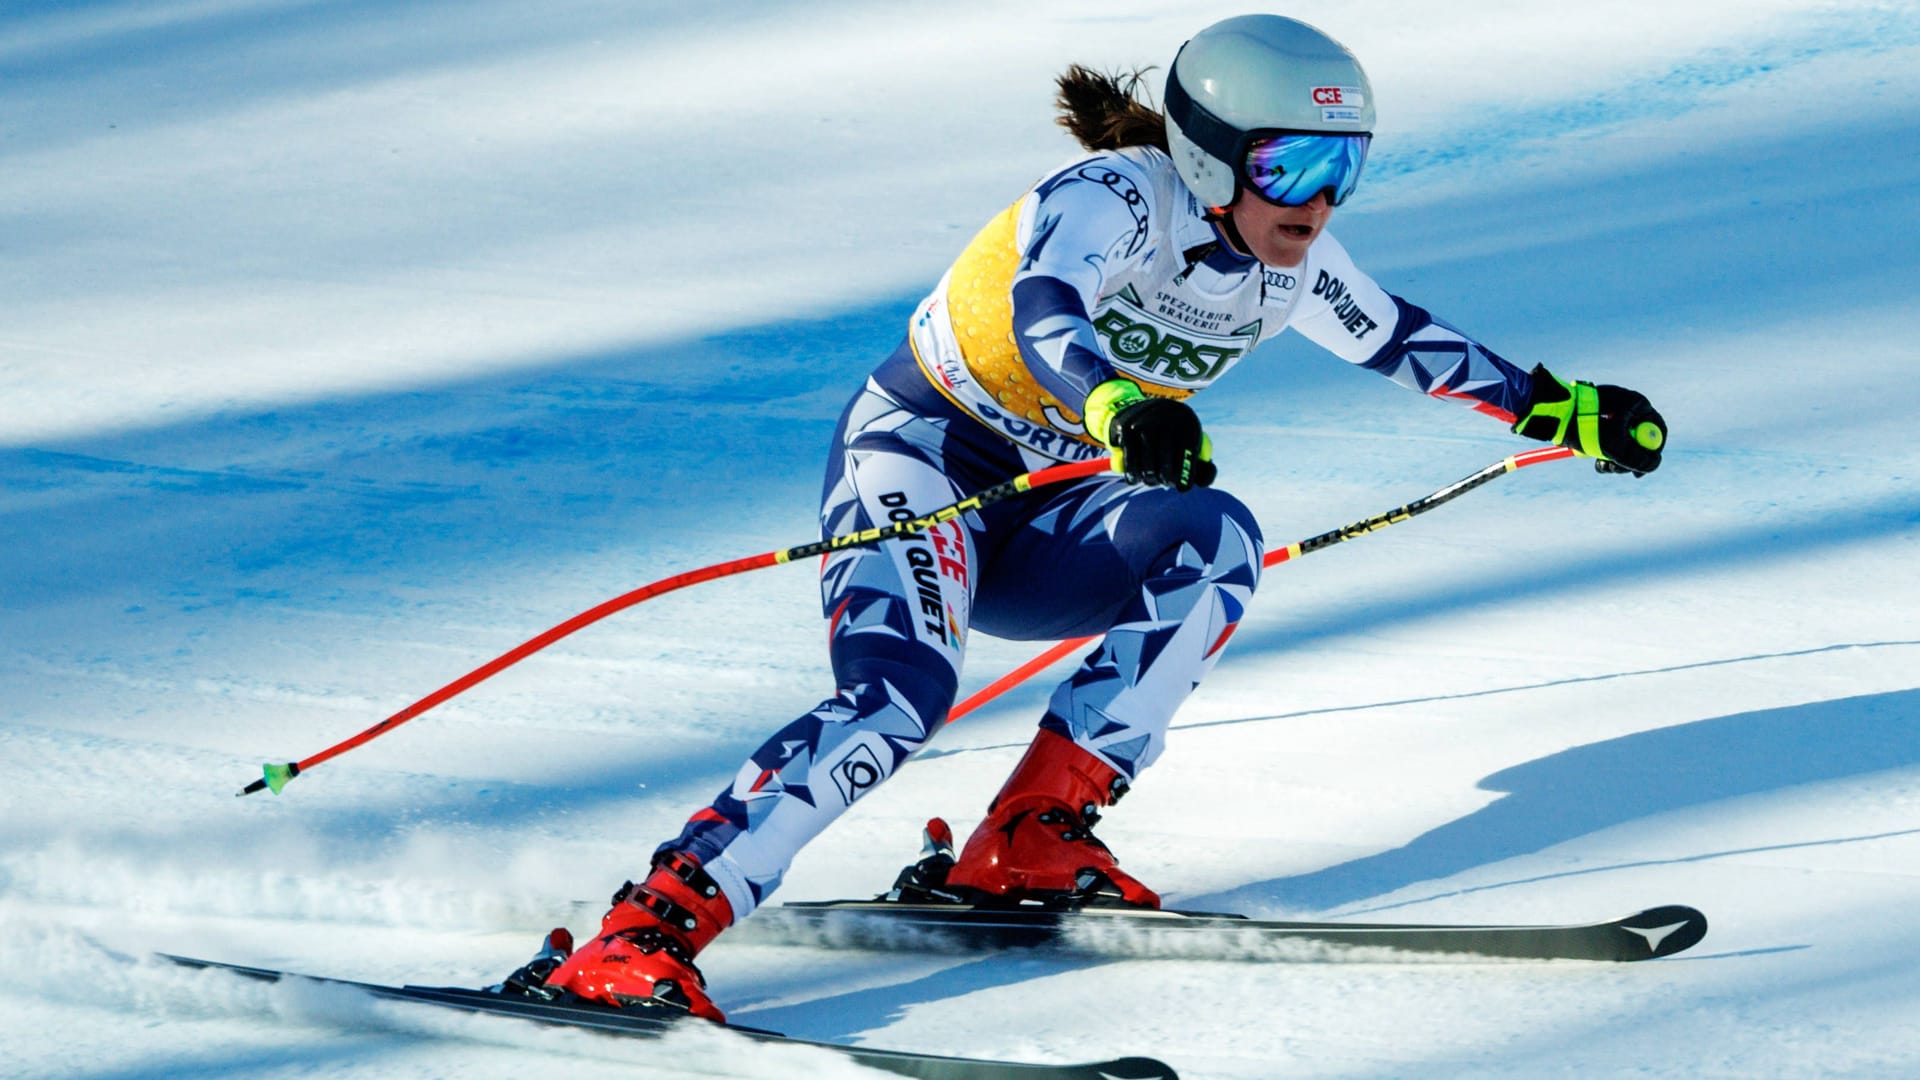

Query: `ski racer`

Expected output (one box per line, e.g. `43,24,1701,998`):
540,14,1668,1020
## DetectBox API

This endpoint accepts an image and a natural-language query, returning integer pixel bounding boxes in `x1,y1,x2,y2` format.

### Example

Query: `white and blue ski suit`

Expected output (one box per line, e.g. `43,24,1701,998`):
663,146,1536,918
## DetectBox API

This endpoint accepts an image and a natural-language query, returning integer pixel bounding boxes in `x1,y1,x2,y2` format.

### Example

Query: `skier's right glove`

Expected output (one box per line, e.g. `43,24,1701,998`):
1512,364,1667,476
1085,378,1216,491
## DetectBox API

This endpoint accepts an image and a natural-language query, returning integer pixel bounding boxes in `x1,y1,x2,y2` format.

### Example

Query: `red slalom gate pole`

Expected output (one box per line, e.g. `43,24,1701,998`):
944,445,1577,724
237,457,1113,796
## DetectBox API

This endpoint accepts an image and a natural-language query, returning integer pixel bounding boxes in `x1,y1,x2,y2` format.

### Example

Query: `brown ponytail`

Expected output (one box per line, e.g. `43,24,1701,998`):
1054,65,1170,153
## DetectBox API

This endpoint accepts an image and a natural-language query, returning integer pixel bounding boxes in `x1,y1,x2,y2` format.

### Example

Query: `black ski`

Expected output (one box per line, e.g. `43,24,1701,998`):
751,900,1708,963
161,954,1178,1080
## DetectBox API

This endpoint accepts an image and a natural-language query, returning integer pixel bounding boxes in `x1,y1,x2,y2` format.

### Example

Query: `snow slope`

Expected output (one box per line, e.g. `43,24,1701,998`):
5,2,1920,1077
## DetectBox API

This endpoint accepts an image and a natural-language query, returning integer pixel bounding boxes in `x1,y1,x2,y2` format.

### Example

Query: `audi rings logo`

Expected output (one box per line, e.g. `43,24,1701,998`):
831,744,885,805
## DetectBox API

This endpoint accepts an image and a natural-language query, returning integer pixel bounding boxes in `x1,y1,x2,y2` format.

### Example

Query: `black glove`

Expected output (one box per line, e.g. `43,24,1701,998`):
1512,364,1667,477
1086,379,1216,491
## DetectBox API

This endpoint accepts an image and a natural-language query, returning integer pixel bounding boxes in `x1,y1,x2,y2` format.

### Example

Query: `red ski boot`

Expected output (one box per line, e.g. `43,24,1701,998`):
944,728,1160,908
543,851,734,1021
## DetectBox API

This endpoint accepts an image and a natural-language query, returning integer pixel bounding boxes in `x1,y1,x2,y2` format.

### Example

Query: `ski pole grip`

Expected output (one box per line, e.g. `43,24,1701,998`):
1632,421,1665,451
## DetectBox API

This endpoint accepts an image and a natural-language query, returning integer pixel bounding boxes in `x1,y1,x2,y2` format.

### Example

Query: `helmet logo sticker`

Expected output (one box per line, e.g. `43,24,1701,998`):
1312,86,1367,125
1310,86,1364,106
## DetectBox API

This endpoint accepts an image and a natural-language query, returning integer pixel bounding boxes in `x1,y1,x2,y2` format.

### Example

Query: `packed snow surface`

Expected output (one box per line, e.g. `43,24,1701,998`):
5,2,1920,1077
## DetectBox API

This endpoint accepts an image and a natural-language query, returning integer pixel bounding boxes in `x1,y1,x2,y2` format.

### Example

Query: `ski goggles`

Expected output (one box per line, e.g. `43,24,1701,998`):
1241,132,1371,207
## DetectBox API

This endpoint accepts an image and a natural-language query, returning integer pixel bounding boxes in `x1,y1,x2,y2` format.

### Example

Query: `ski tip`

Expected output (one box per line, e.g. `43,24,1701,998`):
1620,904,1708,958
1099,1058,1181,1080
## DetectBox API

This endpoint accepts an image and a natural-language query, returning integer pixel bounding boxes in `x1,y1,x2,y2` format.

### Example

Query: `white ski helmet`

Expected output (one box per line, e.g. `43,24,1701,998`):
1164,15,1376,209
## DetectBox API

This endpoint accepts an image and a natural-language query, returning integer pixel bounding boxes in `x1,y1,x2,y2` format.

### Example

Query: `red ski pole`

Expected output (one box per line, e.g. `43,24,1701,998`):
237,457,1113,796
945,445,1577,723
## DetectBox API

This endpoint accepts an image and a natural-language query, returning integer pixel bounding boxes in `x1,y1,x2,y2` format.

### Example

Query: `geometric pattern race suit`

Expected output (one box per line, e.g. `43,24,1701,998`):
661,146,1530,919
663,344,1262,916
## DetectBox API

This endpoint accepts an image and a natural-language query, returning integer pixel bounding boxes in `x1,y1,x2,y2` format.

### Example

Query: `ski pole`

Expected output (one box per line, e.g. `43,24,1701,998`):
944,444,1577,724
236,456,1113,796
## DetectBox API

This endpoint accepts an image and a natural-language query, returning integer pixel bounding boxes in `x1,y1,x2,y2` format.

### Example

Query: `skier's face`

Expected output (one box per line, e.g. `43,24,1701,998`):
1226,188,1332,268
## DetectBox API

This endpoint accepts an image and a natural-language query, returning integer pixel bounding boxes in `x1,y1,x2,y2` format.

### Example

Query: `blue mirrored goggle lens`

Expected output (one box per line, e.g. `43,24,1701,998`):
1242,134,1371,207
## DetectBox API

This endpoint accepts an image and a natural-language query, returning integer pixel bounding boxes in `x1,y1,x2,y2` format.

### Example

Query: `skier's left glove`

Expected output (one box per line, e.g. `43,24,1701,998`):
1512,364,1667,476
1085,378,1216,491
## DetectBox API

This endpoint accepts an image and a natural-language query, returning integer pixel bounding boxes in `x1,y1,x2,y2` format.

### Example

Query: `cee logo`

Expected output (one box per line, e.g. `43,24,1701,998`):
1310,86,1365,106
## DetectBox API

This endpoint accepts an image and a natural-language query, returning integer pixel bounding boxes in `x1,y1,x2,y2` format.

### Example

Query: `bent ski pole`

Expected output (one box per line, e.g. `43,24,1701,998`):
945,444,1577,724
236,456,1113,796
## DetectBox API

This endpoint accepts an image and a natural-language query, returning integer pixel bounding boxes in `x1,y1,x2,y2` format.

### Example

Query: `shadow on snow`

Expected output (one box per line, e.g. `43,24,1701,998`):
1197,687,1920,915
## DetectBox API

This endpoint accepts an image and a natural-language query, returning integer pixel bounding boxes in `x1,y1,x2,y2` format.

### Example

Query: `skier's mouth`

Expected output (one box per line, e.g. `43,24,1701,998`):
1278,223,1315,239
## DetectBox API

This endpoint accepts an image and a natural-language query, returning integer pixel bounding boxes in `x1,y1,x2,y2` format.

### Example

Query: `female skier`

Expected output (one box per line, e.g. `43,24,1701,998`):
539,14,1667,1020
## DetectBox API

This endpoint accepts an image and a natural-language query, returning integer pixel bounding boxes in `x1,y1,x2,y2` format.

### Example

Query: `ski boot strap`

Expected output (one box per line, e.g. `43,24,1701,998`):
607,852,732,942
654,849,725,901
611,883,700,937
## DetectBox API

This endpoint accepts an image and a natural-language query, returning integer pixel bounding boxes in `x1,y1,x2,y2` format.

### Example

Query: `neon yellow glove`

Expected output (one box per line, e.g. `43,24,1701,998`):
1085,379,1215,490
1512,365,1667,476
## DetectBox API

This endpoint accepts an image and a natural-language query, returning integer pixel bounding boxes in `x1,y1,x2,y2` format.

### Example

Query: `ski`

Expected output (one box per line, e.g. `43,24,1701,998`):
161,954,1179,1080
750,900,1709,963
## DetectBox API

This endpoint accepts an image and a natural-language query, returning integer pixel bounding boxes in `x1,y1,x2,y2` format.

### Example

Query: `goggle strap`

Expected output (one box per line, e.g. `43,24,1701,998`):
1163,71,1245,166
